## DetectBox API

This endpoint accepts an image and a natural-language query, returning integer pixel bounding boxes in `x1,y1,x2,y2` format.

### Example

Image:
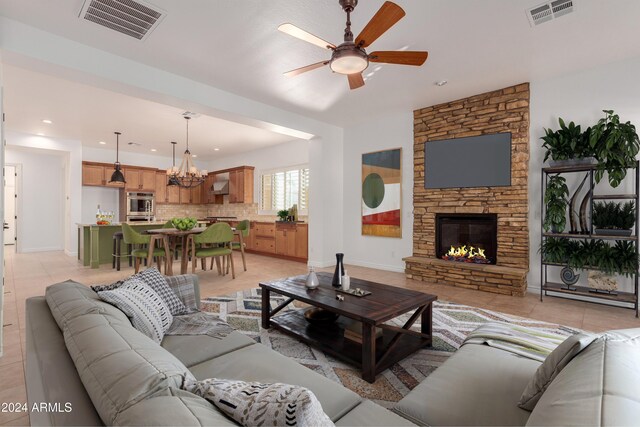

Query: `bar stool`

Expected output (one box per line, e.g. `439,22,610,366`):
112,231,131,271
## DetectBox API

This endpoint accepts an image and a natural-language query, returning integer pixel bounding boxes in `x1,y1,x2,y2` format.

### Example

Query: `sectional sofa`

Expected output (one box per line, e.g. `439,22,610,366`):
26,275,640,426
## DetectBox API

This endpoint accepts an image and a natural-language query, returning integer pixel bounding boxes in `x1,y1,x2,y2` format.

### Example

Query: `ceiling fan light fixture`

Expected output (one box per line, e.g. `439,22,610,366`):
330,46,368,75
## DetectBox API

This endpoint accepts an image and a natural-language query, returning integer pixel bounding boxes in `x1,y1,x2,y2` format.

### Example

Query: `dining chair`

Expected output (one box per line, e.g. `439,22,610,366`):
189,222,235,278
121,223,167,274
232,219,249,271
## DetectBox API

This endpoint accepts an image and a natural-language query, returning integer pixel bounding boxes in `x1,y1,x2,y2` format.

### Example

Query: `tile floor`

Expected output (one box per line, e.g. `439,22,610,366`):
1,248,638,426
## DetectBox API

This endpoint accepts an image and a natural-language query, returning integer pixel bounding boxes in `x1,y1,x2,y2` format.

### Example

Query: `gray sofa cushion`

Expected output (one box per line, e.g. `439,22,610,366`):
161,331,255,368
526,328,640,427
393,343,538,426
188,343,363,422
335,400,415,427
518,332,597,411
46,279,129,328
114,388,235,426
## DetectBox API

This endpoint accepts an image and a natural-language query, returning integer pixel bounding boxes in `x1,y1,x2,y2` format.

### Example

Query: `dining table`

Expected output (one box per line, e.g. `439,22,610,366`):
145,226,244,276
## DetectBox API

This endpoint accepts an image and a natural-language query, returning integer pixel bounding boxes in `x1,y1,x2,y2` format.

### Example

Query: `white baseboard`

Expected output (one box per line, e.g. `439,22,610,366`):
307,260,334,269
64,250,78,257
19,246,64,253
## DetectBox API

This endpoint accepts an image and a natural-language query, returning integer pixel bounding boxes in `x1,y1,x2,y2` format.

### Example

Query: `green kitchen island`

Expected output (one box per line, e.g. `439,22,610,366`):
77,222,168,268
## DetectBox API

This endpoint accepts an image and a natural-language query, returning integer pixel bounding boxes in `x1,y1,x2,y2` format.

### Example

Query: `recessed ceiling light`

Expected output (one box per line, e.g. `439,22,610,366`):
435,80,448,87
42,119,52,124
150,148,157,152
214,148,220,151
192,154,197,158
365,72,374,78
36,132,45,136
99,141,107,145
373,66,382,72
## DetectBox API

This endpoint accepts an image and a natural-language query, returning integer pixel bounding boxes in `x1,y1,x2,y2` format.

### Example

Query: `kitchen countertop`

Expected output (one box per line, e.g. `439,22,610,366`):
77,221,168,227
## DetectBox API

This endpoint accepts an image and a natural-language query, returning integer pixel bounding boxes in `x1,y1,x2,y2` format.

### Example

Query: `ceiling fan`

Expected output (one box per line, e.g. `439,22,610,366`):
278,0,428,90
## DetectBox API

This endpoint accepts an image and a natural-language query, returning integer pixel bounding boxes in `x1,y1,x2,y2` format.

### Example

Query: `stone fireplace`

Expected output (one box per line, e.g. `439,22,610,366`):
404,83,530,296
436,214,497,265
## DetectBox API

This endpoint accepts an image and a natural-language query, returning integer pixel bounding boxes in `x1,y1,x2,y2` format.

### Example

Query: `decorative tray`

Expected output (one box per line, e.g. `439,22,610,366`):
335,287,371,297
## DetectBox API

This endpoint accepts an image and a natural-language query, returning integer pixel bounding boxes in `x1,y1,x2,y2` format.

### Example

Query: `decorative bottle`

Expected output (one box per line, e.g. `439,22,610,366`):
305,267,319,289
332,253,345,287
342,270,350,291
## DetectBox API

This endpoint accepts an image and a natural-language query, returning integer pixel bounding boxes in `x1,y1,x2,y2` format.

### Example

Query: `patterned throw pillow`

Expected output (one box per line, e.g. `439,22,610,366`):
90,280,124,293
98,278,173,343
165,275,198,313
133,268,188,315
185,378,334,427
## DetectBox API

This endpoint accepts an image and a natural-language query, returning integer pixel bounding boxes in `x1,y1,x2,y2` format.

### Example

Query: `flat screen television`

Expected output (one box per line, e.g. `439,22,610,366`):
424,133,511,189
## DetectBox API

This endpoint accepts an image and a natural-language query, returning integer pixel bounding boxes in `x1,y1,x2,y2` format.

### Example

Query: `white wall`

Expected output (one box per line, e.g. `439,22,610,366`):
342,111,414,272
5,146,65,252
83,146,175,170
529,55,640,293
5,131,82,255
81,186,120,223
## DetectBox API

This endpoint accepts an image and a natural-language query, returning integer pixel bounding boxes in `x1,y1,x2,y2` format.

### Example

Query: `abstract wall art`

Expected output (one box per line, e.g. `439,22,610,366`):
362,148,402,238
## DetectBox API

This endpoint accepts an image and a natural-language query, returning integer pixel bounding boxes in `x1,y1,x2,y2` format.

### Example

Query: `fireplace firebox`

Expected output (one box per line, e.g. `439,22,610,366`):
436,214,498,265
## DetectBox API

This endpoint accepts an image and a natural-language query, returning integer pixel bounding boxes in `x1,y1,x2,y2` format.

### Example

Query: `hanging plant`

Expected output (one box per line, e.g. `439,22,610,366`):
590,110,640,188
543,175,569,233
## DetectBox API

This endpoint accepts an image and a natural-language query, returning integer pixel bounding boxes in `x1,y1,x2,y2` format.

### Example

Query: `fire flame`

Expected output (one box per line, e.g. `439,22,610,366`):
443,245,489,263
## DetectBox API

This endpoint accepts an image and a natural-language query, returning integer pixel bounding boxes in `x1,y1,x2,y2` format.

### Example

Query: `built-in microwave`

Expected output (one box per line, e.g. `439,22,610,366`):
126,192,155,220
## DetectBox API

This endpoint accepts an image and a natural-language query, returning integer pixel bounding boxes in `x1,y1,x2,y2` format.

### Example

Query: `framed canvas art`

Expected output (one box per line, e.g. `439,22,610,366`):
362,148,402,238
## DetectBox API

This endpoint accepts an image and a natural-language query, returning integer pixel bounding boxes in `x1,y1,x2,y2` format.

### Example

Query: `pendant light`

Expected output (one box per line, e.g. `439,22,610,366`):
170,116,207,188
109,131,126,183
166,141,180,186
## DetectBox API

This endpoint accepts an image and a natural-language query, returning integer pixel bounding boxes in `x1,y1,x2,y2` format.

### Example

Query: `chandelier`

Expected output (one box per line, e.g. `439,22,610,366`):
166,116,207,188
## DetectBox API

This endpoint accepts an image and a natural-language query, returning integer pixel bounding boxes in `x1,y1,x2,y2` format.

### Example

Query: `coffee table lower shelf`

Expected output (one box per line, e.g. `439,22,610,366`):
268,308,431,381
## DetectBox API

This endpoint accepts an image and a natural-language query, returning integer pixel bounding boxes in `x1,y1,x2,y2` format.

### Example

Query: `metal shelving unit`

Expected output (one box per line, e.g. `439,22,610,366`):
540,161,639,317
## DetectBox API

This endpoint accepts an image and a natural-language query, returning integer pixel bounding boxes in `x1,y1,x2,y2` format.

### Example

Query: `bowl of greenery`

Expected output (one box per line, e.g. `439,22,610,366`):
592,201,635,236
171,217,198,231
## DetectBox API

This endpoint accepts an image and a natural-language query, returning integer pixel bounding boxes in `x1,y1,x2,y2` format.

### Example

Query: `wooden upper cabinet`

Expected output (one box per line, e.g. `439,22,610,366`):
124,168,156,192
82,163,106,186
124,168,141,191
228,167,254,204
82,162,124,187
179,187,191,204
155,172,167,203
191,185,203,204
140,170,156,192
204,174,216,204
166,184,180,204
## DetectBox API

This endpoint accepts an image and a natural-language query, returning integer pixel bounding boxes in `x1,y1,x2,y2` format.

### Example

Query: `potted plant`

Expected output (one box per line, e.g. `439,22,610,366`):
540,237,570,263
611,240,639,278
590,110,640,188
544,175,569,233
542,118,596,166
592,201,635,236
277,209,290,222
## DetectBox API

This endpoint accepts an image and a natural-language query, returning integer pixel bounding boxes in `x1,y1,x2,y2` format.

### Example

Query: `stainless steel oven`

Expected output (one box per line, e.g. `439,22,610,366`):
126,192,155,221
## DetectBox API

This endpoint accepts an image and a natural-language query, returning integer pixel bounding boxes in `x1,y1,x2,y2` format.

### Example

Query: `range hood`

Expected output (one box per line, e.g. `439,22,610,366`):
212,180,229,195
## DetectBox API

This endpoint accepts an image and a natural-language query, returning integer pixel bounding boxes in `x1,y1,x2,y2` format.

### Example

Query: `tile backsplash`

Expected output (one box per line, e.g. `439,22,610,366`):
156,200,307,223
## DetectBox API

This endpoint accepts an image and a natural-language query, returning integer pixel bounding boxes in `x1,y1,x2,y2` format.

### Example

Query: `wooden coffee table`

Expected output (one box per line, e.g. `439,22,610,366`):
260,272,437,383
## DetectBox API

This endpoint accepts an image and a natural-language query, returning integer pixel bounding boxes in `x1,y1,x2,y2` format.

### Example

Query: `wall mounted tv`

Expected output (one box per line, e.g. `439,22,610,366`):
424,133,511,189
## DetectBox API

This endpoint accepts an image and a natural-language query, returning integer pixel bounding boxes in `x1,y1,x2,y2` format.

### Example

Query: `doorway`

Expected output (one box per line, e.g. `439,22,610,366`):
4,164,17,246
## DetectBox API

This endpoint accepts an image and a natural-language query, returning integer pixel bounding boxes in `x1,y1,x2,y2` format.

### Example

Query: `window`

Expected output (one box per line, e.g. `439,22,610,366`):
260,166,309,214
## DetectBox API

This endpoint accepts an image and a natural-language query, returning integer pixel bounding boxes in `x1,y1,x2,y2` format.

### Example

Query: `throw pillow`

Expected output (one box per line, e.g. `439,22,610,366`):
165,274,198,313
91,280,124,293
133,267,188,316
98,278,173,343
518,332,598,411
185,378,334,427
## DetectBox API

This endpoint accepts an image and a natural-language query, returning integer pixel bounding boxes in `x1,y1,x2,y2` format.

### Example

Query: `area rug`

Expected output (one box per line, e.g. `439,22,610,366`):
200,289,579,408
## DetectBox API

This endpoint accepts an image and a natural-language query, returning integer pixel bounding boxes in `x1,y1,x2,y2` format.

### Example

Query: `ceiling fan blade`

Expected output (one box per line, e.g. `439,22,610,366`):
278,23,336,50
284,61,329,77
348,73,365,90
369,51,429,66
355,1,405,48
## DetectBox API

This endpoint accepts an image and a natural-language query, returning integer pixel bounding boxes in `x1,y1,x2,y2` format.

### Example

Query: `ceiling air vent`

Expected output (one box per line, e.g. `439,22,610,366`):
79,0,165,41
527,0,574,27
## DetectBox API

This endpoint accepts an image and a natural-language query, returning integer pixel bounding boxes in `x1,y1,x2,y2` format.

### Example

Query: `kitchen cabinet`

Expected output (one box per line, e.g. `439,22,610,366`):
166,184,180,204
246,221,307,261
275,223,297,257
228,166,254,204
125,168,156,192
191,185,203,204
204,174,219,204
155,172,167,203
179,187,191,204
82,162,124,188
295,224,308,259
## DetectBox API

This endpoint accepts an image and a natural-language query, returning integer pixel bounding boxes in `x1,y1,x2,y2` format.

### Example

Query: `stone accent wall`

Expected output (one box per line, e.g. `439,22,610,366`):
406,83,530,296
